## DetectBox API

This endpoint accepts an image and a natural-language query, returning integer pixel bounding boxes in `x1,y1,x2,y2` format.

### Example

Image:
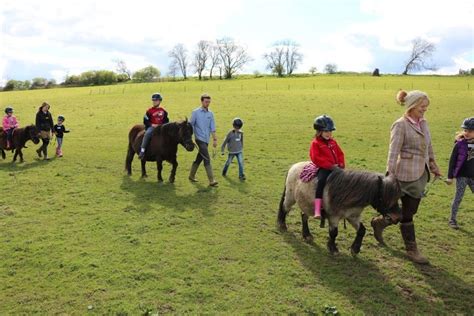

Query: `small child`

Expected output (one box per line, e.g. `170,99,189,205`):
53,115,70,157
310,115,345,219
221,118,245,180
2,106,19,149
446,117,474,229
139,93,169,159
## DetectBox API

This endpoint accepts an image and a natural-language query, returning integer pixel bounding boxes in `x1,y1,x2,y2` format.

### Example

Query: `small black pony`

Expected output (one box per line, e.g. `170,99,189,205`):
0,125,40,162
125,120,195,182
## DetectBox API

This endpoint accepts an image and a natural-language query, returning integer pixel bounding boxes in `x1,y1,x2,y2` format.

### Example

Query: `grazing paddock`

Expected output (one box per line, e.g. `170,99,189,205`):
0,75,473,314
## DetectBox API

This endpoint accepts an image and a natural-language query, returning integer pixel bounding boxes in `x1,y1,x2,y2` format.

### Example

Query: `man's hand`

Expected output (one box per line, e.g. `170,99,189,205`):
213,139,217,148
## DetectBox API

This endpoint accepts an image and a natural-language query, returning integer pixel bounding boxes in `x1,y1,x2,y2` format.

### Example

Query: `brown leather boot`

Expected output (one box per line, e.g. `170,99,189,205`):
400,221,429,265
371,213,399,245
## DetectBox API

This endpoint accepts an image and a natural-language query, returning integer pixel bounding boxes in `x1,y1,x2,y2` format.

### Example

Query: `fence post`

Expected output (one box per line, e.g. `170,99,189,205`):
288,84,290,90
218,85,220,91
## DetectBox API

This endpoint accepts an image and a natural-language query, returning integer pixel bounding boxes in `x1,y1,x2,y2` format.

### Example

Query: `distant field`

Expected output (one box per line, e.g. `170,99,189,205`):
1,75,473,314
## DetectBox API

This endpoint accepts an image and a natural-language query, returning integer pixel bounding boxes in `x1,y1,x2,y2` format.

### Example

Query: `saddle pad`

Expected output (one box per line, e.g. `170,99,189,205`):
300,162,319,182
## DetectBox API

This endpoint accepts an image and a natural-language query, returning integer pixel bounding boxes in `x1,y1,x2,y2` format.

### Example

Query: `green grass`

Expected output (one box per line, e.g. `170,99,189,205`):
1,75,473,314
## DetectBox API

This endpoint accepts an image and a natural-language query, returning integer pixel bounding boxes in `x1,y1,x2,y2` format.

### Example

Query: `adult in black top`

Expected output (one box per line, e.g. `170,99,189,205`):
35,102,54,160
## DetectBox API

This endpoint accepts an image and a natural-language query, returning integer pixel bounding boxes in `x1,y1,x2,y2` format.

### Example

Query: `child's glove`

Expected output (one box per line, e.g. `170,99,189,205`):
445,178,453,185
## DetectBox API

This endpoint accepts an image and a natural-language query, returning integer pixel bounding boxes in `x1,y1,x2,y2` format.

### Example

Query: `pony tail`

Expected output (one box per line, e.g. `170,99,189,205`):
396,90,407,105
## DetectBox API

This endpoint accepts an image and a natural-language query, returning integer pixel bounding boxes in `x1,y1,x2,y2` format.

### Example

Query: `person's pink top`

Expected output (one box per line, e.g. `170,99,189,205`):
2,115,19,131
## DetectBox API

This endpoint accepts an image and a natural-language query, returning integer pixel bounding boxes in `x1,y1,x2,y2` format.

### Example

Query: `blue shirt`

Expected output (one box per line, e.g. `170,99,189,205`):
190,107,216,143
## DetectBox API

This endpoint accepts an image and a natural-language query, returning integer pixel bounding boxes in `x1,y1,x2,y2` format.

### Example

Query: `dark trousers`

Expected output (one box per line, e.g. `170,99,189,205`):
193,139,211,167
400,195,421,223
315,168,332,199
6,129,14,142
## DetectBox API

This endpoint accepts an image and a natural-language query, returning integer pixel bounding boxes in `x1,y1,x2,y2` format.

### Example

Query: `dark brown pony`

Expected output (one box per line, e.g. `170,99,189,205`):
0,125,40,162
125,120,195,182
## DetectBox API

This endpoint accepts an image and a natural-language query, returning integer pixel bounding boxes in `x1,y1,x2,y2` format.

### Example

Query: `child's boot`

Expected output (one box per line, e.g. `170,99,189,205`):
314,198,322,219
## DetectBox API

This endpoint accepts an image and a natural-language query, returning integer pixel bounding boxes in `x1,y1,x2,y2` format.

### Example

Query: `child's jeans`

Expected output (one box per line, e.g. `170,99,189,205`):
450,177,474,223
57,137,63,149
223,152,244,178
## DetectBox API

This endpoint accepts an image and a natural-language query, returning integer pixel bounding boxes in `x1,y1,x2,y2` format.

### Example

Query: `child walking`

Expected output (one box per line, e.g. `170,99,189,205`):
2,106,19,149
221,118,245,180
446,117,474,229
53,115,70,157
310,115,345,219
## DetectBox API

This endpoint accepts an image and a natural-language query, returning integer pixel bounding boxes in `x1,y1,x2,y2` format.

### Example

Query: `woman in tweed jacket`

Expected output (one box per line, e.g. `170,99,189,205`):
371,90,441,264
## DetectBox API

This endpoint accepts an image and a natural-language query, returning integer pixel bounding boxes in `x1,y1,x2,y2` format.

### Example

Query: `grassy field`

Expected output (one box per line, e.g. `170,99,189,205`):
0,75,473,314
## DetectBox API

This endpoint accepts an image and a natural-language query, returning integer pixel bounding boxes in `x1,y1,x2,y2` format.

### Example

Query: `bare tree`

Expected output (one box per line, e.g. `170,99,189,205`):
193,40,211,80
282,40,303,75
309,66,317,75
402,38,437,75
169,43,189,79
167,61,178,81
113,59,132,80
263,43,286,77
217,37,252,79
208,44,221,79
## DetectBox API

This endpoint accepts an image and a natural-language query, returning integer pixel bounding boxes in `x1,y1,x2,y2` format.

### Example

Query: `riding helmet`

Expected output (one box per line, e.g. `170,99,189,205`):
58,115,65,121
461,117,474,130
233,118,243,128
313,115,336,131
151,93,163,101
4,106,13,114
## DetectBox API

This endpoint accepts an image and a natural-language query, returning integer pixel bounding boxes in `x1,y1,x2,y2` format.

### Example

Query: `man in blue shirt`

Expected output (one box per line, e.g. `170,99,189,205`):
189,93,218,186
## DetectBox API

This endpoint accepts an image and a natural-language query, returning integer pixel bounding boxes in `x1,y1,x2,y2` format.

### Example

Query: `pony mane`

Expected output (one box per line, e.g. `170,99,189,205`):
325,169,382,211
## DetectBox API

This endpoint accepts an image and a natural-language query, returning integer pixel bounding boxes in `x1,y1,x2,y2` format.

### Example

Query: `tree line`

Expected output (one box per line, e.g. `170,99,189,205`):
2,37,472,92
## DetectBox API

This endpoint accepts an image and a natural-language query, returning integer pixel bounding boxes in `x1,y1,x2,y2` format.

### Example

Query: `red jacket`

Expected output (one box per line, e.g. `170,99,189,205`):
144,107,169,127
309,136,345,170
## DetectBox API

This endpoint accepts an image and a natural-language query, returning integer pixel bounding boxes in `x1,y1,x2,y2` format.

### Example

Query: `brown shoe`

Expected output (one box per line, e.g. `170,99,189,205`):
400,222,429,265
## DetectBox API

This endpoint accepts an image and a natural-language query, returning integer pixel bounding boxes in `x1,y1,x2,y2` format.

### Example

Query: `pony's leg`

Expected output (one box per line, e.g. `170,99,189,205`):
169,159,178,183
301,212,313,242
141,159,147,178
347,215,366,256
18,148,24,163
12,149,18,162
156,160,164,182
125,145,134,176
327,216,340,254
1,149,5,160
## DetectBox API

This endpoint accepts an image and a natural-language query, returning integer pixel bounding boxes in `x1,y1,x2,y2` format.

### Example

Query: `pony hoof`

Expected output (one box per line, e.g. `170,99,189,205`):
169,178,175,183
350,247,360,256
157,178,164,183
304,235,314,243
277,223,287,232
141,175,148,178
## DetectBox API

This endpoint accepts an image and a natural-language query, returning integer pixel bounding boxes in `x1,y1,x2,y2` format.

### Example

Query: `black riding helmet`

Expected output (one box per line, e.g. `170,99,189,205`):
151,93,163,101
233,117,243,128
313,115,336,131
461,117,474,130
5,106,13,114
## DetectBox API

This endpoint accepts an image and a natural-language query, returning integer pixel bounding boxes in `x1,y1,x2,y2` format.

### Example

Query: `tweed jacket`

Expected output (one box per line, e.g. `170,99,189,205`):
387,115,439,182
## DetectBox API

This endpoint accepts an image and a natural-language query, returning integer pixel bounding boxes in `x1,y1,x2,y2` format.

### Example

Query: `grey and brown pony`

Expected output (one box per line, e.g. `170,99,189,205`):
0,125,40,162
277,161,401,255
125,120,195,182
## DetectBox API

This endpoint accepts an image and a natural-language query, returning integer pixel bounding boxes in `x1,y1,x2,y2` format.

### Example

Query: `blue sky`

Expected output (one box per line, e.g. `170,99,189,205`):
0,0,473,85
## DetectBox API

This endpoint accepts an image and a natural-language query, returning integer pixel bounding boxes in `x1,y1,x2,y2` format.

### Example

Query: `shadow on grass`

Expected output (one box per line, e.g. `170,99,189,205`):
120,175,217,217
281,230,473,314
0,156,52,171
384,246,474,313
